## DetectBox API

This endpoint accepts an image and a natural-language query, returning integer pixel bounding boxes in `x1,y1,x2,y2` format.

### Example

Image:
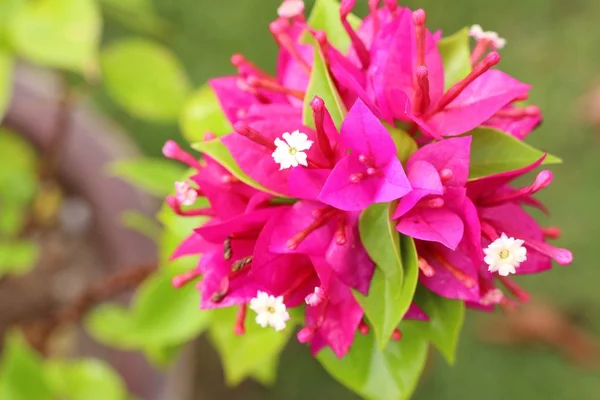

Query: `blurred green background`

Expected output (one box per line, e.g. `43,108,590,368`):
95,0,600,398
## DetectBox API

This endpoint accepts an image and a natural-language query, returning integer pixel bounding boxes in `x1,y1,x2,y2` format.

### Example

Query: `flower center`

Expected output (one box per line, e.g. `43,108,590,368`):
288,147,297,155
267,305,276,313
499,249,510,259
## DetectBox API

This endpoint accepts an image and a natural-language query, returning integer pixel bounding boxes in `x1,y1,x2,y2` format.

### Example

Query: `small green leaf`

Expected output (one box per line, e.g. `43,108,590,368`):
180,85,232,142
0,51,13,120
45,359,128,400
0,332,53,400
208,307,293,386
468,127,562,180
192,139,286,197
120,210,161,241
359,203,401,278
0,0,24,48
317,321,429,400
85,304,139,349
413,286,465,365
0,128,39,204
388,126,418,163
101,39,190,121
303,46,346,129
9,0,101,72
107,157,186,197
0,240,40,276
100,0,169,38
303,0,361,53
437,28,472,90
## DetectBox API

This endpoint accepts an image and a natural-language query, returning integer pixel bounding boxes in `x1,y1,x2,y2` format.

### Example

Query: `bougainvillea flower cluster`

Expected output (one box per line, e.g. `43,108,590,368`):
164,0,573,362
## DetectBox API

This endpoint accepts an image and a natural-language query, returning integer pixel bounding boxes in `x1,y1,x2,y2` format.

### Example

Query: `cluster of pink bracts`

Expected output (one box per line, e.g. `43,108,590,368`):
163,0,573,358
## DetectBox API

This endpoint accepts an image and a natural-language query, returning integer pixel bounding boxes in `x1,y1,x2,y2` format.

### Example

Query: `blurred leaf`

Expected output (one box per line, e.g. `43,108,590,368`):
0,51,13,120
357,204,419,348
180,84,232,143
303,0,361,53
192,139,286,197
0,0,24,48
121,210,161,241
208,307,293,386
468,127,562,180
108,157,185,197
303,46,346,129
0,332,53,400
100,0,169,39
9,0,101,72
0,203,26,236
85,265,210,366
413,286,465,365
438,27,472,90
0,240,39,277
317,321,429,400
45,359,128,400
0,128,39,204
388,126,418,164
101,39,190,121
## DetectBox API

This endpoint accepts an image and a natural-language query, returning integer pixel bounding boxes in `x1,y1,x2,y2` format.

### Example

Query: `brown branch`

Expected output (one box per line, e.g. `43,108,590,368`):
24,263,157,354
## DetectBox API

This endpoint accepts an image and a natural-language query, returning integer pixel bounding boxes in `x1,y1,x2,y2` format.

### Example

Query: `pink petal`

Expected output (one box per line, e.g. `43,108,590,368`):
405,303,429,321
393,160,443,218
170,233,209,260
397,208,464,250
408,136,472,187
209,77,258,124
424,70,530,137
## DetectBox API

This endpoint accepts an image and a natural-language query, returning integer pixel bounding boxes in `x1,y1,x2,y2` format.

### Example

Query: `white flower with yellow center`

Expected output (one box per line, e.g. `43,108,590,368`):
249,291,290,331
484,233,527,276
272,130,313,170
469,24,506,49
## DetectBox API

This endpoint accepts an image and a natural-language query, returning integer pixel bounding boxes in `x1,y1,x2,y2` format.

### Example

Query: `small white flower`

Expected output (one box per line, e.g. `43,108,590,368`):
174,181,197,206
249,291,290,331
304,286,326,307
469,24,506,49
272,130,313,170
484,233,527,276
277,0,305,18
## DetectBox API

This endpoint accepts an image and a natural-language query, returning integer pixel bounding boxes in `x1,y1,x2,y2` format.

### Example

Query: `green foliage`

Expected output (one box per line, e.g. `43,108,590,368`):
0,333,53,400
303,47,347,129
85,264,211,365
0,51,13,120
468,127,561,180
413,286,465,365
357,204,421,348
388,126,418,164
180,84,232,142
45,359,128,400
0,240,40,277
9,0,101,73
100,0,169,38
317,321,429,400
100,39,191,121
437,27,472,90
208,307,294,386
303,0,361,53
192,139,286,197
107,157,185,197
120,210,162,240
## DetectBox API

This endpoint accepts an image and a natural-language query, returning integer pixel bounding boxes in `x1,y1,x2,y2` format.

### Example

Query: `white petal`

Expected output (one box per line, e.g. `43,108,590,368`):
295,151,308,167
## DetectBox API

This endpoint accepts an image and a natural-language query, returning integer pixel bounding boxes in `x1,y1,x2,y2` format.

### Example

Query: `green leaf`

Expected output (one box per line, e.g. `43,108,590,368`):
0,128,39,204
0,51,13,120
9,0,101,72
0,332,53,400
357,205,420,348
0,240,40,276
303,46,346,129
192,139,286,197
388,126,418,163
101,39,191,121
468,127,561,180
120,210,161,241
303,0,361,53
107,158,186,197
45,359,128,400
100,0,169,39
413,286,465,365
86,265,210,352
180,85,232,142
208,307,293,386
317,321,429,400
437,28,472,90
359,203,401,278
0,0,24,48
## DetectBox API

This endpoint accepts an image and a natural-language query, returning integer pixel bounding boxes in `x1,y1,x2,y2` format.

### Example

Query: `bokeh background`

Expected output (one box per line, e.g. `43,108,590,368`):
2,0,600,399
